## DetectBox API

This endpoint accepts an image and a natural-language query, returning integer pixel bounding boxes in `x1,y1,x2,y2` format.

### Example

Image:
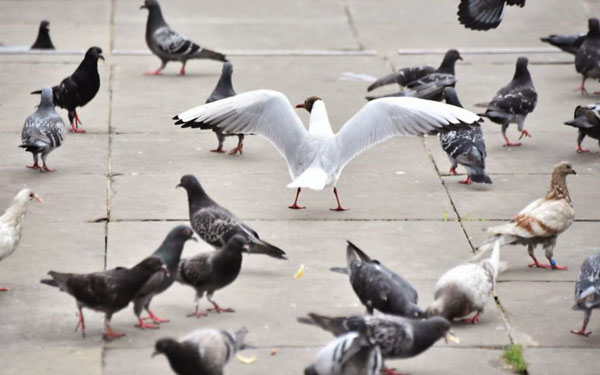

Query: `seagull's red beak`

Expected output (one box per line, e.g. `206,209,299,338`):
295,104,305,109
34,194,44,203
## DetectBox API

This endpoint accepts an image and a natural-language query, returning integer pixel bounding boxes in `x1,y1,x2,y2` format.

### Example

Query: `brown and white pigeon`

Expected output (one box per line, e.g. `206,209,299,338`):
564,103,600,153
457,0,526,31
571,252,600,336
575,18,600,95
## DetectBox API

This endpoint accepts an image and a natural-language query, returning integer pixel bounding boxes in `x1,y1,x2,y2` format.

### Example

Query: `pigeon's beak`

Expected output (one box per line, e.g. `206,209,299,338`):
458,55,463,61
175,183,182,189
572,169,577,175
295,104,305,109
98,54,105,62
445,331,460,344
34,194,44,203
140,5,148,9
151,350,158,358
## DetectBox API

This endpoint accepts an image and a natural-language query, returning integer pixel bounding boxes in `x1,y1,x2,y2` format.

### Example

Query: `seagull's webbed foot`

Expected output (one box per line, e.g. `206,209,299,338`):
461,312,481,324
289,188,306,209
330,187,349,211
458,176,472,184
142,309,169,323
135,317,159,330
186,306,208,318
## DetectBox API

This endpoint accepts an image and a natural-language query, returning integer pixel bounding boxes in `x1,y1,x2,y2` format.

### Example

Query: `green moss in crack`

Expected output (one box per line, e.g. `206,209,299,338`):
502,344,528,374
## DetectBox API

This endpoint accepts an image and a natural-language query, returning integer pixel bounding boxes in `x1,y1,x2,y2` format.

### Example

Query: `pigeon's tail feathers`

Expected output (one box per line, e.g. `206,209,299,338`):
330,266,349,274
248,238,287,260
465,166,492,184
30,90,42,95
234,327,249,351
193,48,227,62
346,241,372,262
564,116,594,129
19,144,44,153
489,239,501,280
287,167,327,190
300,313,352,336
40,279,59,287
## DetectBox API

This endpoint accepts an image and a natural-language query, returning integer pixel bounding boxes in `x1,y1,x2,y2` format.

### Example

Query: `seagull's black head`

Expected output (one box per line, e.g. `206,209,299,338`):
588,18,600,35
85,46,105,62
141,0,159,10
152,338,179,357
176,174,202,191
39,20,50,32
296,96,322,113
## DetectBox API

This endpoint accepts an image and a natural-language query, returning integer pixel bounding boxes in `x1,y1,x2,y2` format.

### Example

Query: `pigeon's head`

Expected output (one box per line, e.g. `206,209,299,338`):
226,235,251,253
222,61,233,76
304,364,319,375
141,0,160,10
444,49,463,62
85,46,105,62
141,257,169,277
588,18,600,34
516,56,529,71
176,174,202,192
39,20,50,32
39,87,54,107
168,225,197,244
423,316,458,343
296,96,322,113
553,161,577,176
15,189,44,205
152,338,179,358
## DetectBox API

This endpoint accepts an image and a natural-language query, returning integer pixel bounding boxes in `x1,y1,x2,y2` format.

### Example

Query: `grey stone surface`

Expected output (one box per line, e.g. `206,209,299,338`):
524,348,600,375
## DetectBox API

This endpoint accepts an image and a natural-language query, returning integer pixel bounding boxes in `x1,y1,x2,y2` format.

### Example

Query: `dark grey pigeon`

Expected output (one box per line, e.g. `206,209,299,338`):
564,103,600,153
479,56,537,147
40,257,167,339
541,33,585,55
366,49,462,102
177,235,248,317
153,328,248,375
30,20,54,50
19,86,66,172
457,0,526,31
141,0,226,76
440,87,491,184
132,225,195,329
575,18,600,95
571,252,600,336
177,174,287,260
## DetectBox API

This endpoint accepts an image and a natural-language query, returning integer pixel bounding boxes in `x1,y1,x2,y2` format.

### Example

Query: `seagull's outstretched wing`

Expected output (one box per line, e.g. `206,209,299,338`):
173,90,312,178
334,97,481,174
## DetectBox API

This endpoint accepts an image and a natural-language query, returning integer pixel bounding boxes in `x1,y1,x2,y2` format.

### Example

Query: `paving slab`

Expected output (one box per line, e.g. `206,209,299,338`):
0,346,102,375
524,348,600,375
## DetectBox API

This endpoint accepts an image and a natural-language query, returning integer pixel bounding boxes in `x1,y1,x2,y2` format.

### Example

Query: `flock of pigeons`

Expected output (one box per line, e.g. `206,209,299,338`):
1,0,600,374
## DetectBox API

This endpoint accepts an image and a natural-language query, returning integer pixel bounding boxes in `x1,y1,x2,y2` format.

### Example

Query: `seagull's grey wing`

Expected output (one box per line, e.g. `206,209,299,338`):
367,65,436,91
153,26,201,59
174,90,313,179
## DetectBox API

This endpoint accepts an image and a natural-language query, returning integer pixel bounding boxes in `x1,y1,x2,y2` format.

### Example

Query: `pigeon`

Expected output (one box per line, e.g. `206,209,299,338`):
340,241,423,318
457,0,526,31
0,189,43,292
571,251,600,336
575,18,600,95
173,90,481,210
153,327,247,375
41,257,167,338
177,174,287,260
366,49,462,102
477,162,576,270
479,56,537,147
132,225,196,329
31,46,104,134
564,103,600,153
540,33,585,55
141,0,227,76
440,87,491,184
19,86,66,172
204,61,245,155
177,234,248,317
426,240,501,324
305,325,382,375
30,20,55,50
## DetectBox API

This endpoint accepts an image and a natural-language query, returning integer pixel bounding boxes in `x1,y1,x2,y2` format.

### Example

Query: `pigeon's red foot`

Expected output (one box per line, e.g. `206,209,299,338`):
143,309,169,323
26,163,40,170
503,141,521,147
576,145,590,153
136,317,159,330
207,305,234,313
288,203,306,210
0,287,8,292
74,310,86,338
518,130,532,140
528,261,552,269
229,144,244,155
449,167,458,175
144,69,163,76
383,367,409,375
187,307,208,318
458,176,472,184
462,312,480,324
528,259,567,270
103,326,125,339
210,148,226,153
570,328,592,336
69,122,86,134
41,166,55,173
178,67,186,76
330,206,349,212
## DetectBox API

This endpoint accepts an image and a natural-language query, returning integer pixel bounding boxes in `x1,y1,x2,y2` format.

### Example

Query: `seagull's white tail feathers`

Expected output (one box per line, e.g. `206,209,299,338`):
489,239,501,279
287,167,328,190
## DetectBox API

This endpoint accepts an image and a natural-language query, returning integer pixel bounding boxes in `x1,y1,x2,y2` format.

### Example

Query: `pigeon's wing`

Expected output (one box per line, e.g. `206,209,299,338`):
489,86,537,115
508,199,575,239
174,90,313,179
405,73,457,100
350,264,392,310
190,206,245,246
441,129,486,169
367,315,413,357
334,97,481,174
367,65,436,91
177,254,213,287
65,273,112,306
153,26,202,59
312,332,371,375
21,111,66,149
566,104,600,130
457,0,511,31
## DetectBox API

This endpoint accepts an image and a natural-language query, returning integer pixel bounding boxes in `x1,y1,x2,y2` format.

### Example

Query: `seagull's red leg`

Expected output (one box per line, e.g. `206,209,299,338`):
449,167,458,175
458,176,472,184
503,135,521,147
288,188,305,209
74,308,86,338
462,312,481,324
187,305,208,318
518,129,532,140
330,187,348,211
135,317,159,330
142,309,169,323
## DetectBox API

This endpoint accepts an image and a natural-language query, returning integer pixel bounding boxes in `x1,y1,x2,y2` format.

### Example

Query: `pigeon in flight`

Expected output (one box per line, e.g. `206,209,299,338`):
571,252,600,336
141,0,227,75
31,46,104,134
564,102,600,153
173,90,481,210
457,0,526,31
30,20,55,50
19,87,66,172
541,33,585,55
575,18,600,95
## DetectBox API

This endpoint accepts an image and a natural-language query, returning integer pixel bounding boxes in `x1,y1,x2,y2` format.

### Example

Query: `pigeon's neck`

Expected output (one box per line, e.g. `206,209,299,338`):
153,240,185,271
437,57,456,75
308,101,334,137
147,6,168,32
213,247,243,273
215,73,234,94
32,30,53,49
186,186,213,214
410,323,444,356
1,199,30,229
512,65,533,86
165,343,203,375
76,55,100,76
545,172,571,204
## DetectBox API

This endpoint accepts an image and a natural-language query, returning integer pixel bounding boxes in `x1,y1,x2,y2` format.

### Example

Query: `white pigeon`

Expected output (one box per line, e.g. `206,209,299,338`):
0,189,43,291
173,90,481,210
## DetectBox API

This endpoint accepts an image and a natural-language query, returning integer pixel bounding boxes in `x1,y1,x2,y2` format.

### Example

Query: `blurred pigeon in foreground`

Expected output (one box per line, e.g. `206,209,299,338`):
153,327,247,375
477,162,576,270
132,225,195,329
575,18,600,95
31,46,104,134
141,0,226,75
30,20,54,49
564,103,600,152
541,33,585,55
571,252,600,336
0,189,43,291
20,87,66,172
440,87,491,184
479,57,537,147
41,257,167,338
458,0,526,31
177,174,287,260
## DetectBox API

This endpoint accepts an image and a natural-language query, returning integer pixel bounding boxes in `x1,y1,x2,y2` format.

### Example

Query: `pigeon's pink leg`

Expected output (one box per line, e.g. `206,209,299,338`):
518,129,531,140
210,146,226,153
187,306,208,318
288,188,305,209
229,144,243,155
41,166,55,173
74,109,82,126
178,63,186,76
383,368,409,375
67,110,86,134
571,313,591,336
449,167,458,175
462,312,481,324
142,309,169,323
528,256,567,270
74,308,86,338
576,144,590,153
135,317,159,330
103,319,125,339
458,176,472,185
575,78,588,95
330,187,348,211
207,303,234,313
502,135,521,147
0,287,8,292
26,163,40,170
144,67,163,76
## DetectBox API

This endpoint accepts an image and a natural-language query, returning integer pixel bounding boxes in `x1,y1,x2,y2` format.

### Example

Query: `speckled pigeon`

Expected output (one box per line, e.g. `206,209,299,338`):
571,251,600,336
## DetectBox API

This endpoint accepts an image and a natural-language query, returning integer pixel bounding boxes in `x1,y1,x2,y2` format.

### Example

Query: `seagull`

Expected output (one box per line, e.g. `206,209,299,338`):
173,90,481,210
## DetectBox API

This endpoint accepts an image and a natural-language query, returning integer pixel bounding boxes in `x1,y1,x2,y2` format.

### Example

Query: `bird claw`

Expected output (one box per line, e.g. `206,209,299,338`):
144,69,162,76
142,311,169,323
527,261,567,270
186,307,208,318
458,177,472,184
570,328,592,336
229,145,244,155
518,130,531,140
503,141,521,147
576,146,590,153
288,203,306,209
210,148,226,153
103,330,125,339
69,126,86,134
41,166,55,173
26,164,40,170
136,320,159,330
449,167,458,175
383,367,409,375
461,313,480,324
207,306,234,313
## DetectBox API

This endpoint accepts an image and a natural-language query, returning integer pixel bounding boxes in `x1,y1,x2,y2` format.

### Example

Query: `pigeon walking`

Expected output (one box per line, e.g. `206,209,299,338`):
177,174,287,259
31,46,104,134
540,33,585,55
153,327,247,375
177,235,247,318
479,57,537,147
0,189,43,291
571,252,600,336
30,20,55,50
141,0,226,76
41,257,167,338
564,103,600,152
132,225,195,329
457,0,526,31
477,162,576,270
575,18,600,95
19,87,66,172
440,87,491,184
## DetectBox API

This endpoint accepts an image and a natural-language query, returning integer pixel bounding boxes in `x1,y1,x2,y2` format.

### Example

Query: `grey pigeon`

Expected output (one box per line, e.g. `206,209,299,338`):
575,18,600,95
30,20,54,50
571,252,600,336
153,327,248,375
19,87,66,172
479,56,537,147
457,0,526,31
541,33,585,55
41,257,167,339
132,225,196,329
367,49,462,102
177,235,248,317
141,0,226,76
177,174,287,260
564,102,600,153
440,87,491,184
